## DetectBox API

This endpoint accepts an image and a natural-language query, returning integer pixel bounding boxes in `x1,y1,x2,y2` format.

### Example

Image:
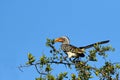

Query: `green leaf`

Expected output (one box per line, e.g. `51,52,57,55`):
63,72,67,76
46,38,55,46
40,55,48,65
88,49,97,61
51,39,55,44
71,74,76,80
36,78,43,80
95,70,100,76
47,74,55,80
116,64,120,69
93,43,101,51
57,72,68,80
45,64,52,72
26,53,35,65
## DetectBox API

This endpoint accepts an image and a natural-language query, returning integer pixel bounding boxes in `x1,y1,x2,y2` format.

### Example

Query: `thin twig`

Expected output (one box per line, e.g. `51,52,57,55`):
34,64,47,75
48,61,74,65
112,62,120,65
18,64,31,72
49,44,59,53
18,61,74,72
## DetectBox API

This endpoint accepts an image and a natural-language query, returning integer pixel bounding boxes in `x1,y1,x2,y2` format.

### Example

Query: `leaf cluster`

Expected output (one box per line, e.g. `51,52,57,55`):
26,53,35,65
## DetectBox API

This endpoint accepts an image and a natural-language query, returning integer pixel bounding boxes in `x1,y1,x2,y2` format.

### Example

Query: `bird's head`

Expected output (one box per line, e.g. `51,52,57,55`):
54,36,70,44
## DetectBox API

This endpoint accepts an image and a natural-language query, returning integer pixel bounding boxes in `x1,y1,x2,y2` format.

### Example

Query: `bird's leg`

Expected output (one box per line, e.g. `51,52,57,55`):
78,57,81,61
71,58,78,63
63,56,70,62
69,58,72,62
73,57,81,63
70,58,76,63
73,58,77,61
63,56,67,60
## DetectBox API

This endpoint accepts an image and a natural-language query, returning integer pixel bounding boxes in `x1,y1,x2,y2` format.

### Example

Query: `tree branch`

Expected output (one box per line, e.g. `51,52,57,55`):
34,64,48,75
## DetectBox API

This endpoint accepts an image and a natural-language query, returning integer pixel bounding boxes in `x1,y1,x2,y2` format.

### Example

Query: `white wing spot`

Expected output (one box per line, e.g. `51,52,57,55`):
67,52,77,58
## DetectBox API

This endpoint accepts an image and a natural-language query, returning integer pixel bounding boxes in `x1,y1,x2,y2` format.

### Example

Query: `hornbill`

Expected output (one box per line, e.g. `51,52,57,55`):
54,36,109,59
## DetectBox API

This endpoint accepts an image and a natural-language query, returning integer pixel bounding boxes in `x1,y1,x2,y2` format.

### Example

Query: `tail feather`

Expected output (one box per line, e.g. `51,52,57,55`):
79,40,110,49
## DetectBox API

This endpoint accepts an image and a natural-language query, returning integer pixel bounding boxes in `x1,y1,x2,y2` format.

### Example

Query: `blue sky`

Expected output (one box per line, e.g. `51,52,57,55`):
0,0,120,80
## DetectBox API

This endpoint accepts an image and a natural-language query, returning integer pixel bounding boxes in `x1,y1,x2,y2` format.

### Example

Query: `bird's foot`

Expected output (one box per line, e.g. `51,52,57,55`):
73,58,81,63
63,56,67,60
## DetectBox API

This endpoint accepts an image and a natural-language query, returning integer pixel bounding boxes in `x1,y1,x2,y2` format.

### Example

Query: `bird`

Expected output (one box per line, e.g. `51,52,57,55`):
54,36,110,59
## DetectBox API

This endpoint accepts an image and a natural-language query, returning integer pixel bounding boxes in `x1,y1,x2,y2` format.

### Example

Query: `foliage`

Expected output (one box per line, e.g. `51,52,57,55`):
26,53,35,65
19,38,120,80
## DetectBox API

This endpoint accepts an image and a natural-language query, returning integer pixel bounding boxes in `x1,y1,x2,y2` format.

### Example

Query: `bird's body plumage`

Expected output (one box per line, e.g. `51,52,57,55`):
61,44,85,58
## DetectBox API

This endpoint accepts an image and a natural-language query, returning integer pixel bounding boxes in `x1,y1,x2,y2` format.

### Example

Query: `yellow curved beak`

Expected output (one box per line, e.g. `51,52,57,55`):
54,38,64,42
